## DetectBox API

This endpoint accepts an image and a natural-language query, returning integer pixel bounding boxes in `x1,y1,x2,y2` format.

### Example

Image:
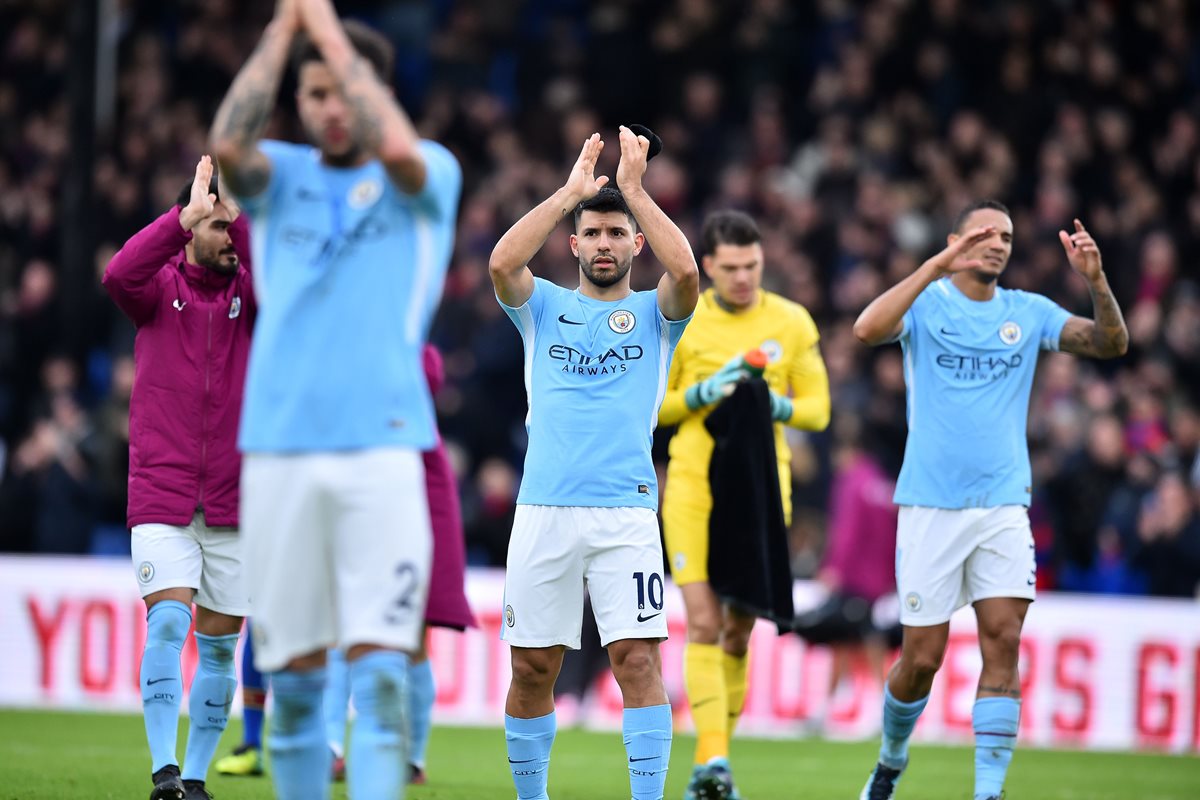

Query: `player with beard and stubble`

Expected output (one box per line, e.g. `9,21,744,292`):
490,128,699,800
852,200,1128,800
210,0,461,798
103,155,255,800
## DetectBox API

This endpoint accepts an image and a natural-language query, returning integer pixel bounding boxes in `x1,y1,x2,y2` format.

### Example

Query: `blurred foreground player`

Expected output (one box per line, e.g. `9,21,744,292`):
210,0,461,797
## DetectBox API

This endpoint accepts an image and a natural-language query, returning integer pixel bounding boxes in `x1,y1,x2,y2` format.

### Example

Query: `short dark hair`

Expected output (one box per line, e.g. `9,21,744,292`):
574,187,636,230
953,199,1010,232
700,210,761,255
290,20,394,82
176,173,219,209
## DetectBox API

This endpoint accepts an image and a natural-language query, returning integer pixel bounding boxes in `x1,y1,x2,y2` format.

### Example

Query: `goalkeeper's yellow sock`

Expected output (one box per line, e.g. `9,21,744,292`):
684,642,728,764
723,649,749,741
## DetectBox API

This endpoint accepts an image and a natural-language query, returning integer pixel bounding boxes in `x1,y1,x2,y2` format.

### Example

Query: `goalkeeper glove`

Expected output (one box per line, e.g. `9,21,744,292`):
685,354,749,410
769,391,793,422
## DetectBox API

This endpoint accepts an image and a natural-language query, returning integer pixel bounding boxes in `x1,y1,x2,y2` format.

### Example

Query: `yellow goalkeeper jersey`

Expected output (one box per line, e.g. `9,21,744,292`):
659,288,830,498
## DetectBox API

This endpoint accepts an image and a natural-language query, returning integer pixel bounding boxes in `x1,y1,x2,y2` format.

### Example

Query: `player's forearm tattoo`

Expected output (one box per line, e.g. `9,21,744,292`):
211,28,290,194
978,684,1022,698
339,57,384,154
1087,279,1128,357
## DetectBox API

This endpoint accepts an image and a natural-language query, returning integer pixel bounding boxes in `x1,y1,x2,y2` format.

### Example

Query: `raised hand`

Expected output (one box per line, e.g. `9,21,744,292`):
615,125,649,194
179,155,217,231
563,133,609,204
925,225,998,276
1059,218,1103,281
273,0,301,33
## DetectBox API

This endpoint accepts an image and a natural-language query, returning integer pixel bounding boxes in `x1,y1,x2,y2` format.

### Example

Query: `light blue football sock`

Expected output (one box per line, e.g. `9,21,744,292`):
623,704,672,800
182,631,238,781
323,648,350,758
974,696,1020,799
270,667,331,800
505,711,556,800
348,650,408,799
880,686,929,770
407,657,436,769
140,600,191,773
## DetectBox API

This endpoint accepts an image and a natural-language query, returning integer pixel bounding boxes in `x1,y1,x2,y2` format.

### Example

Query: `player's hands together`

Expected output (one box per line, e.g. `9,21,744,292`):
768,391,793,423
615,125,649,194
685,354,749,410
562,133,609,206
271,0,301,34
179,155,217,232
1058,218,1103,282
924,225,997,277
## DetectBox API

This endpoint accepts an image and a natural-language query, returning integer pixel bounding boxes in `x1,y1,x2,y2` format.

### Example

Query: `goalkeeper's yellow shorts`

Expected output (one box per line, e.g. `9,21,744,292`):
661,476,712,586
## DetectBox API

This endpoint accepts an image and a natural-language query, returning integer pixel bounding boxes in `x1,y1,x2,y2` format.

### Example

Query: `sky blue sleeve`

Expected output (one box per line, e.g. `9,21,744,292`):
1035,293,1073,351
497,277,549,338
660,310,692,348
887,288,927,344
412,140,463,221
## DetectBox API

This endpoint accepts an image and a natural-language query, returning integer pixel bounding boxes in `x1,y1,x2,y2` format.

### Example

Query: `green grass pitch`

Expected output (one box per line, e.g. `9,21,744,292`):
1,709,1197,799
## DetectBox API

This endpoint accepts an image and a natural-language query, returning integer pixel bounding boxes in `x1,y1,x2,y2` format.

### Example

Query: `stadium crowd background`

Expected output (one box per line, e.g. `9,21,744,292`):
0,0,1198,600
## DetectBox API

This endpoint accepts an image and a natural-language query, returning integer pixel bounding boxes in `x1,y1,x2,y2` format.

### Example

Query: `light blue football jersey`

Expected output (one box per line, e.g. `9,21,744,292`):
892,278,1072,509
236,139,461,452
501,278,691,508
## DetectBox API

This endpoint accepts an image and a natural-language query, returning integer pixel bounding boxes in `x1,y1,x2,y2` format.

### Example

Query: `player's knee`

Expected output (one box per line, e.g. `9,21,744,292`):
146,600,192,647
609,643,660,683
510,653,558,691
981,623,1022,663
687,613,721,644
902,646,945,679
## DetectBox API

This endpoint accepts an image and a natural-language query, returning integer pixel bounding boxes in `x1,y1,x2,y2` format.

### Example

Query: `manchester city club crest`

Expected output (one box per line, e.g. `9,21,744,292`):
905,592,922,612
760,339,783,362
228,296,242,319
999,321,1022,345
138,561,155,584
608,309,636,334
505,604,515,627
347,177,383,209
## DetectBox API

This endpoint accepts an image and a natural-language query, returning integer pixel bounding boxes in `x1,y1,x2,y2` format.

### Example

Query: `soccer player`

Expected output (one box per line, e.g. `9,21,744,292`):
657,210,831,799
210,0,461,797
103,155,254,800
490,128,699,800
852,201,1128,800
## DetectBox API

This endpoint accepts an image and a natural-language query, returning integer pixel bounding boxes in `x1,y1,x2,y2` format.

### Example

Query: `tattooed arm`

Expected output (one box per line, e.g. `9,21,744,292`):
298,0,427,194
209,0,299,198
1056,219,1130,359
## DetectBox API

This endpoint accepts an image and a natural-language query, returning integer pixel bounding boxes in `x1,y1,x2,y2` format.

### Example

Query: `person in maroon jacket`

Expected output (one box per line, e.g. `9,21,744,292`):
103,155,256,800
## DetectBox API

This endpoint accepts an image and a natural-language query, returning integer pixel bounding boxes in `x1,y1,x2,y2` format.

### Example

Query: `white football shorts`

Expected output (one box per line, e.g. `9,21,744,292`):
241,448,432,673
131,511,248,616
501,505,669,649
896,504,1036,626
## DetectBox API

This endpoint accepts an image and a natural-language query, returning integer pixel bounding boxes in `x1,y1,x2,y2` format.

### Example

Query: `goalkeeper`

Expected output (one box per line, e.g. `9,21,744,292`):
659,210,830,799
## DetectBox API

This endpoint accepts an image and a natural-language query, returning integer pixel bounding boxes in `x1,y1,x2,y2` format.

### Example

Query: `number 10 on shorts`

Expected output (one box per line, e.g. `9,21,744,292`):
633,571,664,611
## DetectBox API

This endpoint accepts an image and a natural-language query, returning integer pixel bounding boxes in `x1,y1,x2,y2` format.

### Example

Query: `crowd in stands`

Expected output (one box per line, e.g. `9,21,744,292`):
1,0,1197,599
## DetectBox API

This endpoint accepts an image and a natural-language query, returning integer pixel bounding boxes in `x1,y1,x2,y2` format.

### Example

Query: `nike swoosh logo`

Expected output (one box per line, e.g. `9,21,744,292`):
205,699,230,707
508,758,536,764
173,299,187,311
939,326,959,336
637,612,662,623
629,756,658,763
691,697,717,709
1026,579,1036,585
557,314,584,325
146,678,174,685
